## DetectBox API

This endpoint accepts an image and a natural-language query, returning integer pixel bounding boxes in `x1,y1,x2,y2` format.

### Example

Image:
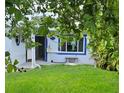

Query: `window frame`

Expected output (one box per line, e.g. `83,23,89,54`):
58,36,87,55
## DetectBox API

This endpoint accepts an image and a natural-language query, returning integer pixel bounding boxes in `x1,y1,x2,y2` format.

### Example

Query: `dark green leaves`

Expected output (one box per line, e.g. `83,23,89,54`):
14,59,19,65
5,51,19,73
5,51,10,57
15,9,23,21
7,63,13,73
38,26,48,36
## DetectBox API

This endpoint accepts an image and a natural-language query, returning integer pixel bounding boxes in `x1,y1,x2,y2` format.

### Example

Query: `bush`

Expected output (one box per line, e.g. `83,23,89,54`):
5,51,19,73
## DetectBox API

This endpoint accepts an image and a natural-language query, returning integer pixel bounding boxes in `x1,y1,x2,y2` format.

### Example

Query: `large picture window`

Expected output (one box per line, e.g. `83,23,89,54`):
59,38,83,52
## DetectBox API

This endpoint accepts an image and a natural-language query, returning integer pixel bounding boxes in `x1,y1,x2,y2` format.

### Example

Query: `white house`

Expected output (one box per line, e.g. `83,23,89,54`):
5,33,95,68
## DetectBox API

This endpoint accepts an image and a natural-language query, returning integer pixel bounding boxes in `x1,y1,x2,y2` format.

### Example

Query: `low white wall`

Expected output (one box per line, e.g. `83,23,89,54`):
47,50,95,64
5,37,26,65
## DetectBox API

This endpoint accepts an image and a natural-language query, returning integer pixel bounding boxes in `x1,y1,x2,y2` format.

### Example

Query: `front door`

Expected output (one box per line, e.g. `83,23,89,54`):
35,36,45,61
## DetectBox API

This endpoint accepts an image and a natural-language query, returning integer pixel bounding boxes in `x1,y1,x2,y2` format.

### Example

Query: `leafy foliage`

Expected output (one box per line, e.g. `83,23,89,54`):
84,0,119,71
5,0,119,71
5,51,19,73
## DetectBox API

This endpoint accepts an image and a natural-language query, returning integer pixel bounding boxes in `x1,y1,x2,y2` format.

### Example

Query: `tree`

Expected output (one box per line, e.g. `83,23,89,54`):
5,0,119,71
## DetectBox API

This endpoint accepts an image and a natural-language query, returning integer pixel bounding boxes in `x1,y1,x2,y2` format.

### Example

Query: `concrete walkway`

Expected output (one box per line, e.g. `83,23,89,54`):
17,60,63,68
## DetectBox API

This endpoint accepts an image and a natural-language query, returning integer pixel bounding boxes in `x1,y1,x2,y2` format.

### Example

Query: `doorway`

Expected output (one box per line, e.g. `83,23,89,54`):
35,36,45,61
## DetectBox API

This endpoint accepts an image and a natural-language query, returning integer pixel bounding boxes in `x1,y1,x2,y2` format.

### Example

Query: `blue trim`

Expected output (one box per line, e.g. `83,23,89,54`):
58,39,60,51
44,37,47,61
84,36,87,55
46,38,47,61
57,52,86,55
50,37,55,40
58,34,87,55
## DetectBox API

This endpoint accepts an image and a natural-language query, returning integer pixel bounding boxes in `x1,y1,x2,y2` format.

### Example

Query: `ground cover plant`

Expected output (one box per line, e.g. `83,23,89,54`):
6,65,118,93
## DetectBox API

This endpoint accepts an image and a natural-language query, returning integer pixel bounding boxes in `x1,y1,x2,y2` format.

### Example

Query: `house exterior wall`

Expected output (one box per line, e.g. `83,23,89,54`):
47,36,95,64
5,37,26,65
5,35,95,65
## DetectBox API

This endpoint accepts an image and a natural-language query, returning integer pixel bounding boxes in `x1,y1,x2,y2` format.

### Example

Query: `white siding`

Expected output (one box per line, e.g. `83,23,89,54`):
5,37,26,65
47,37,95,64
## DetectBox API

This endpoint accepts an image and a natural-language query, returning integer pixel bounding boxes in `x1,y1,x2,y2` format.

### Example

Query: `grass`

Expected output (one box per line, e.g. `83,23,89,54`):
6,65,119,93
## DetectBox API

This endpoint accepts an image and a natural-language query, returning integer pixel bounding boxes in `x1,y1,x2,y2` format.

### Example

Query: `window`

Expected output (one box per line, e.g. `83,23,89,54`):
67,41,77,52
59,38,84,52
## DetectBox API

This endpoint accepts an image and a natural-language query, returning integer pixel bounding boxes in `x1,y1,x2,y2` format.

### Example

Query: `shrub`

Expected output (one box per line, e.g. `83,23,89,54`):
5,51,19,73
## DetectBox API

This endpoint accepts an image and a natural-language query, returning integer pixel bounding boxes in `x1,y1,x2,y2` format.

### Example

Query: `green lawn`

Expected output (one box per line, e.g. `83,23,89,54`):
6,65,119,93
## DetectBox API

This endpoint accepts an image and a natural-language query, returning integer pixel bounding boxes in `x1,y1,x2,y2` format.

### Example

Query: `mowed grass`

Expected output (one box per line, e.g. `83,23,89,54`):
6,65,119,93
